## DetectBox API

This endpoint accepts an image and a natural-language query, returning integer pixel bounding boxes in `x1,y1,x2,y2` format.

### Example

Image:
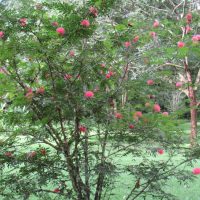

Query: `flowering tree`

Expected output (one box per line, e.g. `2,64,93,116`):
0,1,200,200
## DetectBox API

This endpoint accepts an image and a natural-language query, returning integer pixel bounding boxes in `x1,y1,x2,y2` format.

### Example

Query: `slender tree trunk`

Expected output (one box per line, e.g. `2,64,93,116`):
184,59,198,146
189,89,197,146
83,131,90,200
94,132,108,200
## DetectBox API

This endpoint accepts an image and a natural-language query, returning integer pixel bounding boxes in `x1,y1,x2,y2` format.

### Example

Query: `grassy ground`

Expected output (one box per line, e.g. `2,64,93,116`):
110,121,200,200
2,121,200,200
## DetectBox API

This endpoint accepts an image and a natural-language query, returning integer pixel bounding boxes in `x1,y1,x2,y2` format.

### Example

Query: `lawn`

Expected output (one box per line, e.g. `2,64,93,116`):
1,121,200,200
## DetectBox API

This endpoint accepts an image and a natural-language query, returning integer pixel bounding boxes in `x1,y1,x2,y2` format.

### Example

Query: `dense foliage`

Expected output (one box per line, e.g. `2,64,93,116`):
0,0,199,199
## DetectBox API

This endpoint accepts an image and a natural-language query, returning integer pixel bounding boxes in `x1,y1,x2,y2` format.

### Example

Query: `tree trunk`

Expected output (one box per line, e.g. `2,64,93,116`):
189,89,197,146
184,59,198,146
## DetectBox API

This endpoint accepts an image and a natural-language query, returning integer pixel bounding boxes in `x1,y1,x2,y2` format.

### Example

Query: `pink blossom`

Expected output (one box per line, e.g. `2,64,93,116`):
109,71,114,76
81,19,90,27
0,31,4,38
101,63,106,68
106,70,114,79
124,41,131,48
129,124,134,129
89,6,98,17
84,91,94,98
69,50,75,57
162,112,169,116
133,36,139,43
64,74,72,80
106,73,111,79
153,20,159,28
176,82,182,88
53,188,61,193
177,41,185,48
147,79,154,85
56,27,65,36
0,67,8,74
19,18,27,27
134,111,143,118
20,18,27,23
192,168,200,175
192,35,200,43
157,149,164,155
25,88,33,99
27,151,36,158
115,113,122,119
40,149,46,155
186,13,192,24
36,87,45,94
79,125,87,133
153,104,161,112
185,25,192,34
5,152,12,157
52,21,59,27
150,32,156,38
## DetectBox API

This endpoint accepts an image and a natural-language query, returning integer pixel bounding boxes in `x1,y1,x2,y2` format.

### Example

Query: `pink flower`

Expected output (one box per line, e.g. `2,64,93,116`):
129,124,134,129
134,111,143,118
192,35,200,43
133,36,139,43
19,18,27,27
124,41,131,48
162,112,169,116
89,6,98,17
106,73,111,79
52,21,59,27
186,13,192,24
153,104,161,112
40,149,46,155
69,50,75,57
150,32,156,38
0,67,8,74
177,41,185,48
109,71,114,76
36,87,45,94
20,18,27,23
115,113,122,119
101,63,106,68
81,19,90,27
27,151,36,158
176,82,182,88
0,31,4,38
64,74,72,80
153,20,159,28
53,188,61,193
157,149,164,155
185,25,192,34
147,79,154,85
84,91,94,98
25,88,33,99
79,125,87,132
5,152,12,157
192,168,200,175
56,27,65,36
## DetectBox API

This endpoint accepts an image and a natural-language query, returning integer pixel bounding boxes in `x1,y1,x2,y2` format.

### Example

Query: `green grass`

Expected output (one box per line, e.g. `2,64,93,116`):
110,121,200,200
2,121,200,200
